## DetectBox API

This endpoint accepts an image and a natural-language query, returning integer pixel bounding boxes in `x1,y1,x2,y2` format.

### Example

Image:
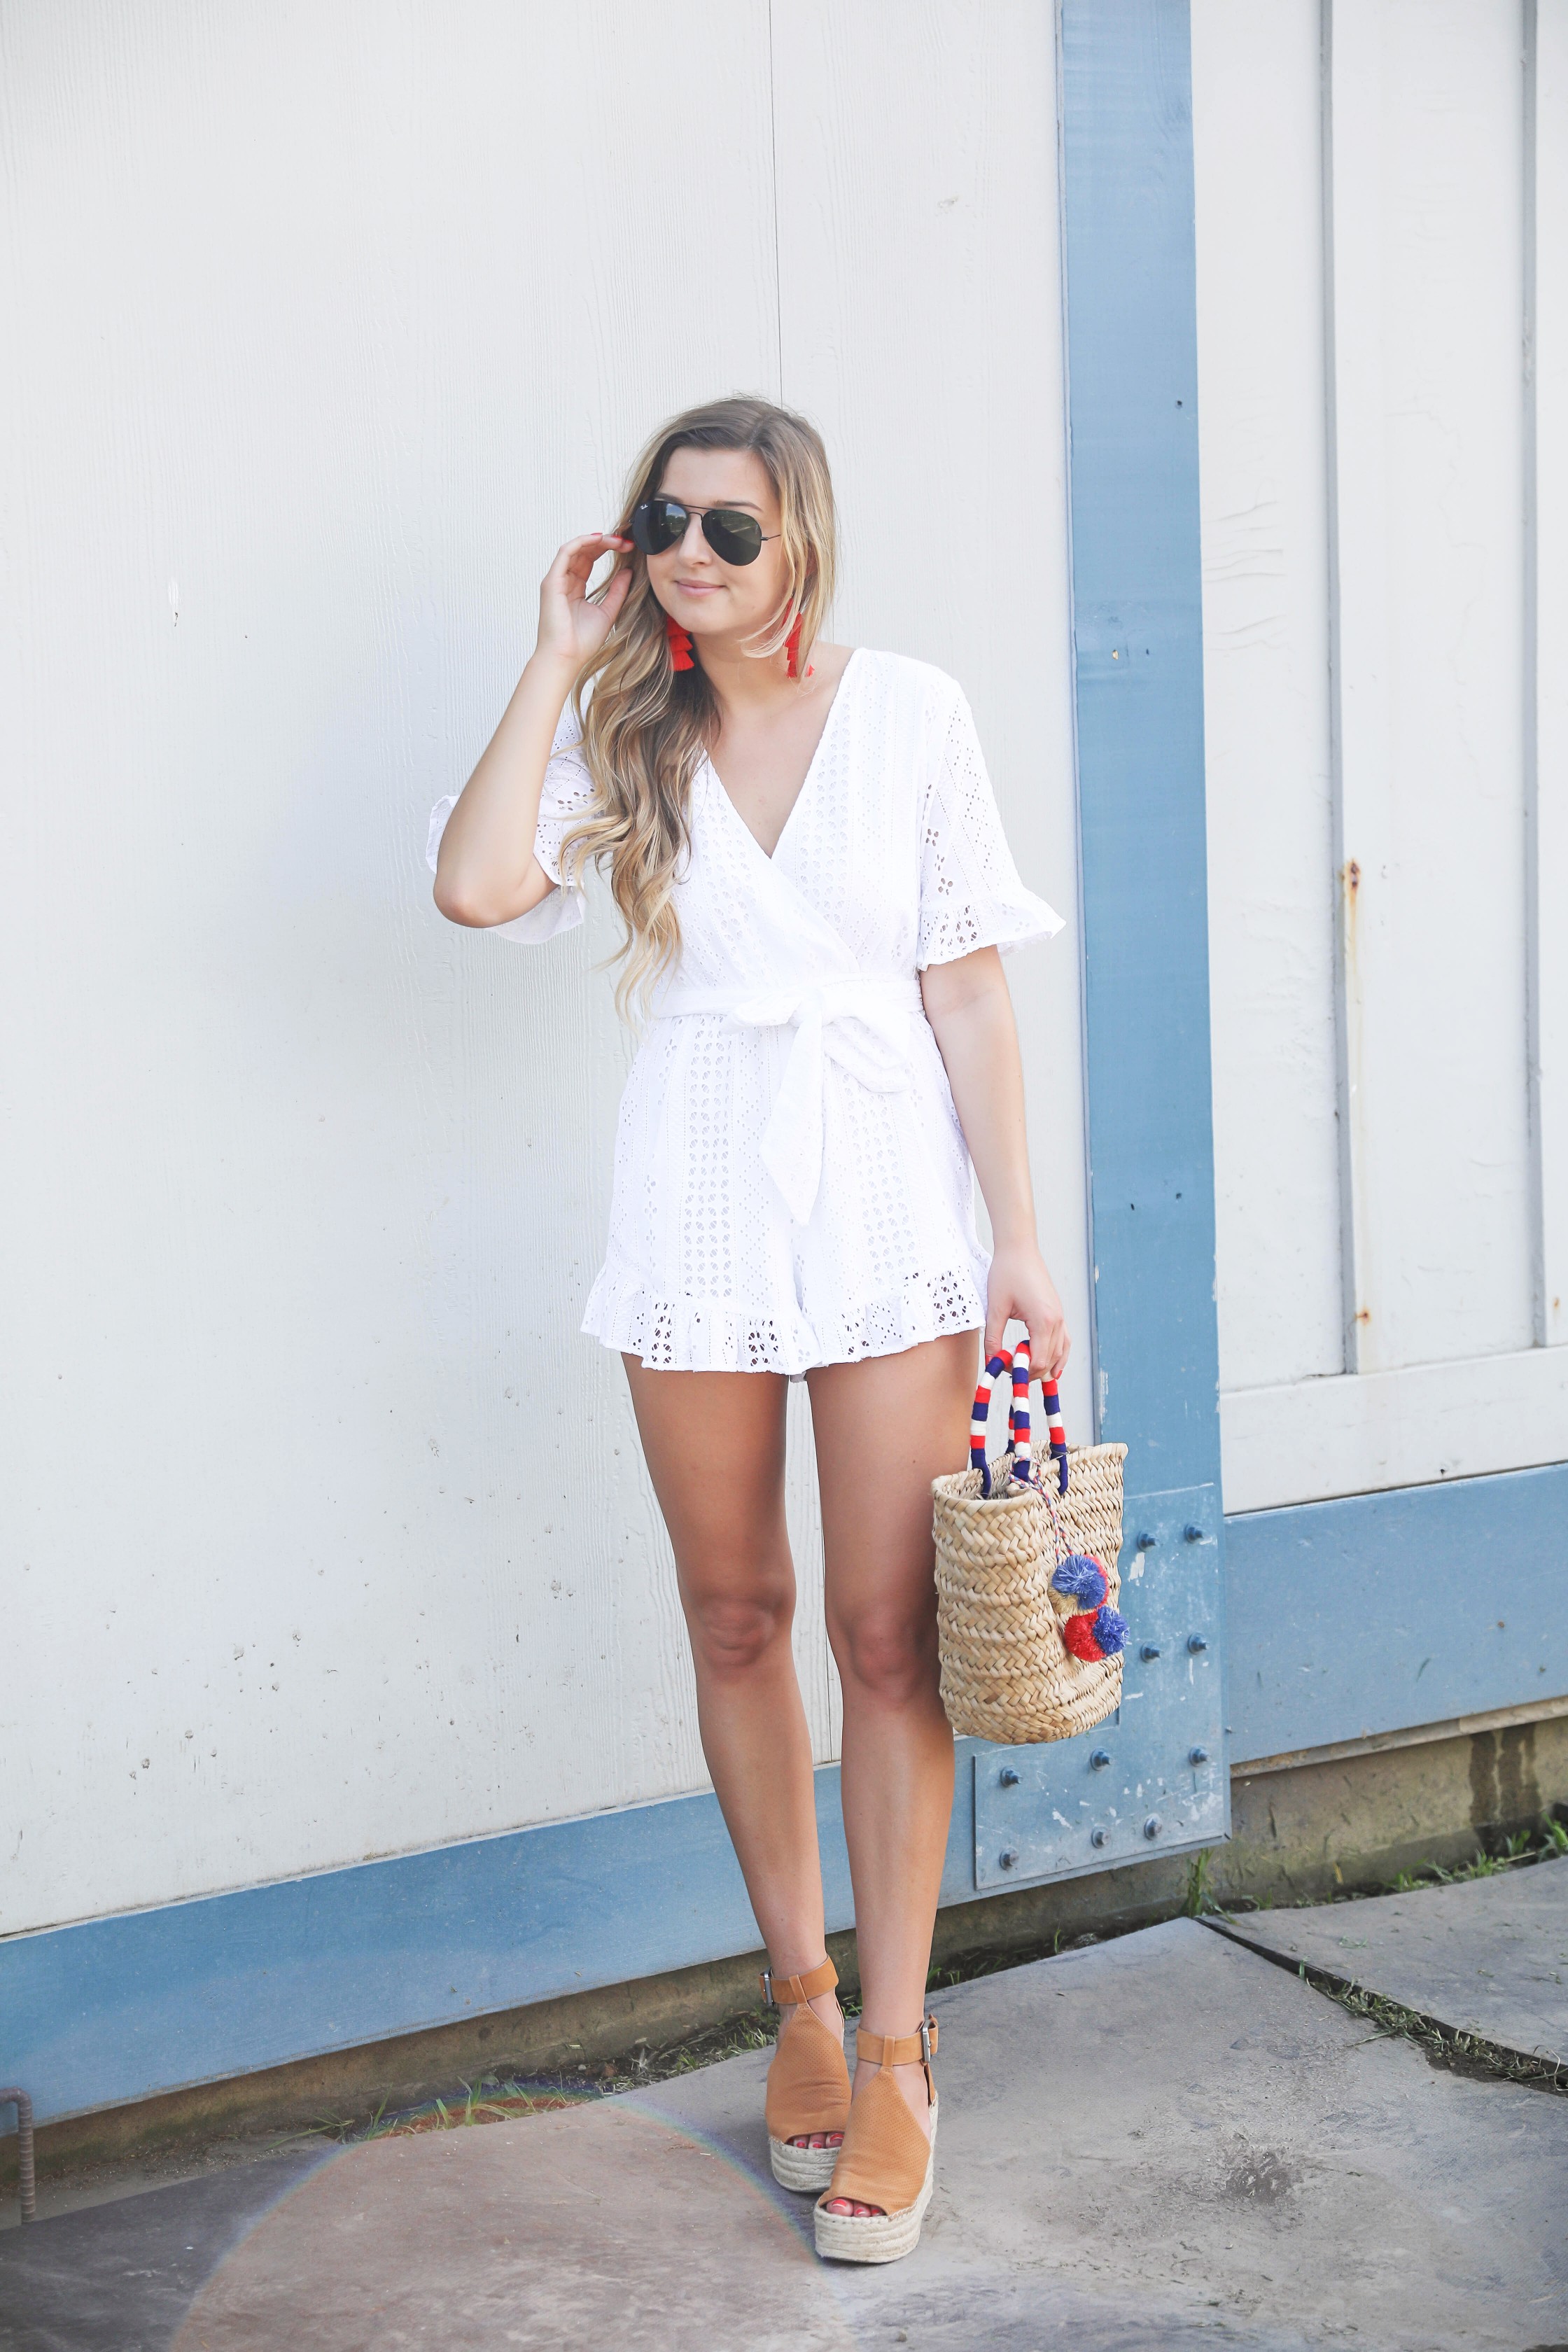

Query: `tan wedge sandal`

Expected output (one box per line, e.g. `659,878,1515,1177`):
762,1958,853,2190
813,2017,939,2264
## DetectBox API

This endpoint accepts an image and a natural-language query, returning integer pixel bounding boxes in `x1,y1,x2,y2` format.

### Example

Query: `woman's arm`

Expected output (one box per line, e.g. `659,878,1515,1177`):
920,946,1070,1377
433,529,631,928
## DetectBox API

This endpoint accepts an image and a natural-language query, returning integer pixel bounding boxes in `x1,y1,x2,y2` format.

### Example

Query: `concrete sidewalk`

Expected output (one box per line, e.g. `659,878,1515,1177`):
1210,1853,1568,2066
3,1913,1565,2351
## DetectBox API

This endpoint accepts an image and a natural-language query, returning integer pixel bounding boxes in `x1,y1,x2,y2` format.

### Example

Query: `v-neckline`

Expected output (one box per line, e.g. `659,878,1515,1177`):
705,648,862,864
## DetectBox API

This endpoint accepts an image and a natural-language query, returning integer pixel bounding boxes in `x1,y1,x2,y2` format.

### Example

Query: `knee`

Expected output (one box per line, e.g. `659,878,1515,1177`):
685,1579,794,1680
832,1602,937,1707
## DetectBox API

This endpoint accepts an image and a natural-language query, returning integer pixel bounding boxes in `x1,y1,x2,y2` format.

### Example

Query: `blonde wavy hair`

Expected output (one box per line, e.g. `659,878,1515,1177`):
559,395,838,1015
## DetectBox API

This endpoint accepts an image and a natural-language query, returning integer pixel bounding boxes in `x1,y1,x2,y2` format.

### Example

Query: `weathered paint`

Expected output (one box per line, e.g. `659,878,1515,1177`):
1225,1462,1568,1764
1058,0,1222,1502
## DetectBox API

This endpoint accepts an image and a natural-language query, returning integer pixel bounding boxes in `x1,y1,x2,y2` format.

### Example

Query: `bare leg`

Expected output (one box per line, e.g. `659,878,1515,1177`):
807,1329,976,2216
622,1359,844,2138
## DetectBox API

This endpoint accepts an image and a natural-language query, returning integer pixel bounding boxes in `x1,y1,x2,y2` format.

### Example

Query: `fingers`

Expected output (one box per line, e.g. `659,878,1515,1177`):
1041,1327,1070,1382
549,531,634,596
597,564,632,623
987,1310,1071,1383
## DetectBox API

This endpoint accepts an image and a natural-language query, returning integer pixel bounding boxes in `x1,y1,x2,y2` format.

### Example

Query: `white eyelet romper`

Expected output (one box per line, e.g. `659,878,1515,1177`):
428,648,1063,1375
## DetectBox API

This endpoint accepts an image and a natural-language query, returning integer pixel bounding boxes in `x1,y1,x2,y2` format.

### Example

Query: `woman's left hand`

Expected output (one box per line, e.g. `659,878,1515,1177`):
984,1242,1070,1379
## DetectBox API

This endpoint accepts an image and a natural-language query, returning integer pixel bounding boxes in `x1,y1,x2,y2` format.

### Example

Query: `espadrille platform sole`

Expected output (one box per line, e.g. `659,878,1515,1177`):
760,1958,850,2193
813,2105,937,2264
769,2132,840,2192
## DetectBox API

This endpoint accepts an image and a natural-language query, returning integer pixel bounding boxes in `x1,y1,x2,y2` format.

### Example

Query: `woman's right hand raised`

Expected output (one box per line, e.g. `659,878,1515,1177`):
535,530,634,668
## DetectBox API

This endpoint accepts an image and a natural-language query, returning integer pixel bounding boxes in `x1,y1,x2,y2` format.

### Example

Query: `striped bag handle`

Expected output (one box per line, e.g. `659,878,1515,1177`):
968,1342,1070,1499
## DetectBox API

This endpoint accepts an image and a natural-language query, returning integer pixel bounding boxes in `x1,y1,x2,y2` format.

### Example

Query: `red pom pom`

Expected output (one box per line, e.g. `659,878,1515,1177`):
1061,1611,1106,1662
666,614,694,671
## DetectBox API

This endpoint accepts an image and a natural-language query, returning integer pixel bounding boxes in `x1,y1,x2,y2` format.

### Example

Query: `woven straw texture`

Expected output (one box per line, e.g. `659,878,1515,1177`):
932,1440,1129,1746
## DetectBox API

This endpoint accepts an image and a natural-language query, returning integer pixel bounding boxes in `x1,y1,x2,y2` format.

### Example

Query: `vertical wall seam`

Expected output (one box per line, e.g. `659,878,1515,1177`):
1523,0,1546,1345
1320,0,1360,1379
1053,0,1101,1441
766,0,785,401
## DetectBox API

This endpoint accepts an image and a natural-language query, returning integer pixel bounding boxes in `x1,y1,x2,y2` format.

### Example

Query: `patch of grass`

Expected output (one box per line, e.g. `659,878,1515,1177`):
1383,1820,1566,1894
311,2005,797,2146
1184,1847,1220,1917
1294,1960,1568,2099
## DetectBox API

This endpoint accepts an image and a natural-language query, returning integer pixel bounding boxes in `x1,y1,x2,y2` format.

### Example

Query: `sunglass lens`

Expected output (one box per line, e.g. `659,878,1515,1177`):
631,498,686,555
702,509,764,565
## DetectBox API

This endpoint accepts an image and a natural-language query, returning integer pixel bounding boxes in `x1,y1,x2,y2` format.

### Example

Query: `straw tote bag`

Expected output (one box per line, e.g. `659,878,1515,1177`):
932,1343,1130,1746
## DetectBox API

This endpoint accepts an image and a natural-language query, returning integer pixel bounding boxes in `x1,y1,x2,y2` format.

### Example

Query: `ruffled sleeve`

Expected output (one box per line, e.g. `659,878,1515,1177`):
917,685,1065,968
426,708,597,946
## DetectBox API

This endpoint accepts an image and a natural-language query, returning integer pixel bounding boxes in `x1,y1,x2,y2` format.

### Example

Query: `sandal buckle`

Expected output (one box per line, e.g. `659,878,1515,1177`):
919,2019,932,2065
760,1969,775,2008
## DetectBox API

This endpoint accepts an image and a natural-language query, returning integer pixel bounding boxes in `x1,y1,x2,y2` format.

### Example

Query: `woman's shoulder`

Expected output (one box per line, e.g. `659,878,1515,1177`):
845,647,967,719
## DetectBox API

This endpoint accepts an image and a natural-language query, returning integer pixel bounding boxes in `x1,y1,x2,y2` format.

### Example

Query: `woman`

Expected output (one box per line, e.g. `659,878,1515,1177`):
430,395,1068,2264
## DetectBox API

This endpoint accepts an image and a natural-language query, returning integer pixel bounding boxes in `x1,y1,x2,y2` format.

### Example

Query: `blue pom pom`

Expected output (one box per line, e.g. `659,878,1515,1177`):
1092,1604,1128,1657
1051,1553,1108,1606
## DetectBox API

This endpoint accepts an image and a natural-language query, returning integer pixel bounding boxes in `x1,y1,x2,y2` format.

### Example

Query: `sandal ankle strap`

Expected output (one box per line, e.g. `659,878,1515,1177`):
760,1956,839,2009
856,2015,939,2102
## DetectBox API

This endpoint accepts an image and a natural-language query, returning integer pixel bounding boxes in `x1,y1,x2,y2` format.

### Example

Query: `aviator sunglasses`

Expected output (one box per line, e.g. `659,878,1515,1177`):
629,495,778,568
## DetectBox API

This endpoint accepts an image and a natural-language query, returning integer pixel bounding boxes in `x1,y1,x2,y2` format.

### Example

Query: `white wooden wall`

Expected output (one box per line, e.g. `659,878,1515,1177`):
1194,0,1568,1513
0,2,1083,1933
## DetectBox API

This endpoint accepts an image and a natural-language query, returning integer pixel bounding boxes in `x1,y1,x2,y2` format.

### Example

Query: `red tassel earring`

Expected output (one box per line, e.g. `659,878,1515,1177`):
784,615,813,680
666,613,695,671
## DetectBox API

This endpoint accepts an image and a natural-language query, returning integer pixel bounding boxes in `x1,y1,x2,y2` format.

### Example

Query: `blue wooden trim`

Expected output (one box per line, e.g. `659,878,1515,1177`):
0,1765,979,2128
1056,1,1228,1842
1059,0,1220,1501
1225,1463,1568,1762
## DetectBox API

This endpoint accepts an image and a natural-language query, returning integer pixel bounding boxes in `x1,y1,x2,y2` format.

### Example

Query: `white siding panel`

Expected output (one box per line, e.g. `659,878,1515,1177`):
771,1,1089,1443
1327,0,1532,1374
1,1,784,1932
1,4,1077,1933
1534,0,1568,1345
1192,0,1343,1393
1222,1346,1568,1511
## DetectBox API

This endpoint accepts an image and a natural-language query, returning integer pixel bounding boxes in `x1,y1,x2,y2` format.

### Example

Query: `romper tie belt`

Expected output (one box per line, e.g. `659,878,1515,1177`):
654,974,924,1224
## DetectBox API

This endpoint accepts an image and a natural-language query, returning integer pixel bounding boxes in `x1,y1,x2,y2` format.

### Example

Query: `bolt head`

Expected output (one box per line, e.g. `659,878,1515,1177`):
1136,1530,1156,1550
1189,1746,1210,1765
1187,1634,1208,1654
999,1766,1020,1786
1184,1522,1204,1543
999,1847,1019,1870
1140,1643,1161,1661
1143,1815,1161,1839
1091,1827,1108,1847
1090,1747,1111,1770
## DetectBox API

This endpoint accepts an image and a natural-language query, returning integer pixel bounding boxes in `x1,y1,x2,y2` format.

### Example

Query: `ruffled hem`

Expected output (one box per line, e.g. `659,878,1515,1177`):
582,1260,989,1376
916,891,1065,971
